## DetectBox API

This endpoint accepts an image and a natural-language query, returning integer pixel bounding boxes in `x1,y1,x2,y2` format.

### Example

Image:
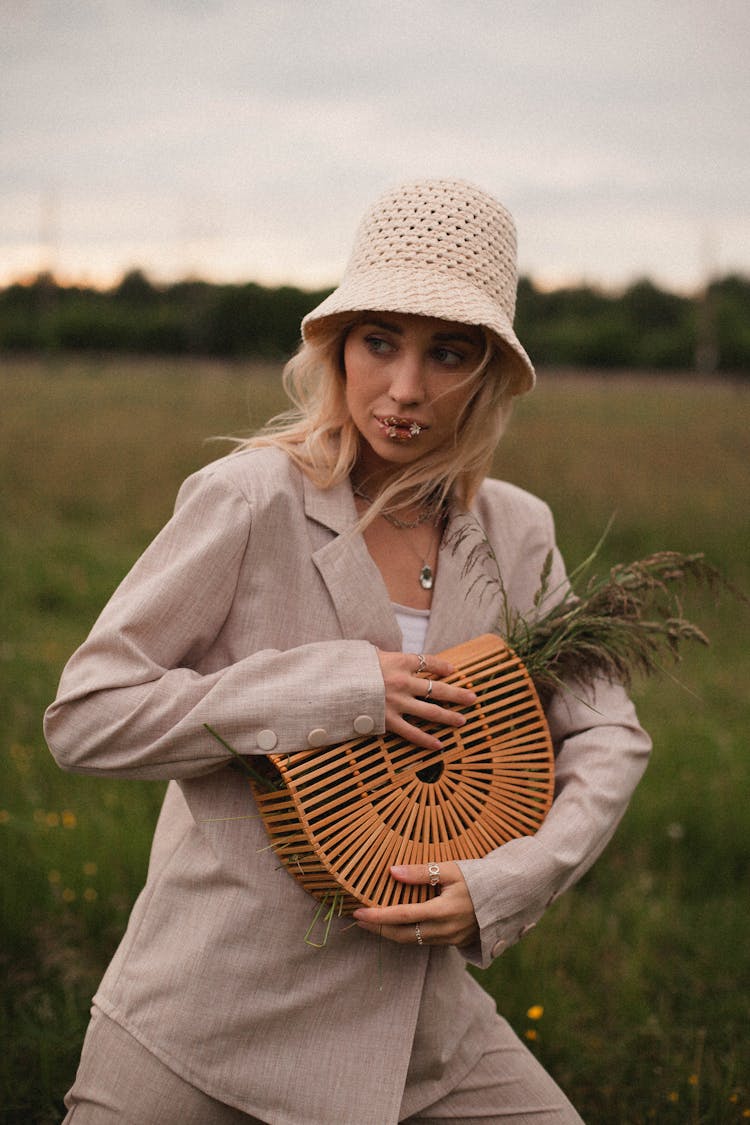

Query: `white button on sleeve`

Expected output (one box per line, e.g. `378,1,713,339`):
353,714,375,735
256,729,278,751
307,728,328,748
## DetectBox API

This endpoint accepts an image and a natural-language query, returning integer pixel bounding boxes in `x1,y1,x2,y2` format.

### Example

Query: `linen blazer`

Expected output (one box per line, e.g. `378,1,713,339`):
45,446,651,1125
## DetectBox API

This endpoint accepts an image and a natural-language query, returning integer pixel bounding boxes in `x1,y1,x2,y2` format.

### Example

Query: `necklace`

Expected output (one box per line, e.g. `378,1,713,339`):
416,546,437,591
352,485,440,529
353,485,441,590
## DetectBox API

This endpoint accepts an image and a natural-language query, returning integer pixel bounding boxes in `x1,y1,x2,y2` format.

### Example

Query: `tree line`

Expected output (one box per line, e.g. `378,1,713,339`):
1,269,748,373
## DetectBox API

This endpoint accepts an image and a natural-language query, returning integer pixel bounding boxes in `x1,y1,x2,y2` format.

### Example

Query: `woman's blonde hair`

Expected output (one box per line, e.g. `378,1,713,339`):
239,314,514,524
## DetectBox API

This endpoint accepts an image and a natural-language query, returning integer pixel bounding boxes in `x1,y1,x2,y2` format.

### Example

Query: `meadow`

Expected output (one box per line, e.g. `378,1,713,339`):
1,355,748,1124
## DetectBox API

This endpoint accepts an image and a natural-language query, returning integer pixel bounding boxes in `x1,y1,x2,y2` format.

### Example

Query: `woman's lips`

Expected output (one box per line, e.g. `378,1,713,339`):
376,415,425,440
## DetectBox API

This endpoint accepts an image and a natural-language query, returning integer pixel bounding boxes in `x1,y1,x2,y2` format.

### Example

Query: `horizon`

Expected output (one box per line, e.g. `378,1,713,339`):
4,257,746,301
4,260,741,301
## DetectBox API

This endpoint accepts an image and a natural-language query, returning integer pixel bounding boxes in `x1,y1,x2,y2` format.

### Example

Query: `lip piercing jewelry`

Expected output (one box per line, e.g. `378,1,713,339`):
381,416,423,439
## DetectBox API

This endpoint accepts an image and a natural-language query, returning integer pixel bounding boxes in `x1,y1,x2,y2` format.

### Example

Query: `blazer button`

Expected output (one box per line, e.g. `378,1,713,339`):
353,714,375,735
518,921,537,940
307,728,328,748
491,938,508,958
257,729,278,751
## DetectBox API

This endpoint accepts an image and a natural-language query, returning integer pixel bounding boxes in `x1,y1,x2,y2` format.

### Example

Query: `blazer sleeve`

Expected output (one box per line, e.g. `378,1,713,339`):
44,469,385,780
456,500,652,969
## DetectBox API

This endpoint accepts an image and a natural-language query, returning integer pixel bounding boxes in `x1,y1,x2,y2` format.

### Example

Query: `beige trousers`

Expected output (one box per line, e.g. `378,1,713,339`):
63,1008,584,1124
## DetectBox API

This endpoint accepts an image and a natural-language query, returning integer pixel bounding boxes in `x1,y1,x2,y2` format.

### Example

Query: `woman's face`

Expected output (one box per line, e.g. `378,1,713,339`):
343,312,484,482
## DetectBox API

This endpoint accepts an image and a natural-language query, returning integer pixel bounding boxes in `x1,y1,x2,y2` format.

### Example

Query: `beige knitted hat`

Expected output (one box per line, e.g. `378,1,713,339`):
302,178,535,395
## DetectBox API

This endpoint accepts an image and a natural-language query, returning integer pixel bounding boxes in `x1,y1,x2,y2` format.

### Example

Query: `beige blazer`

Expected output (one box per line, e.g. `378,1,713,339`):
45,447,651,1125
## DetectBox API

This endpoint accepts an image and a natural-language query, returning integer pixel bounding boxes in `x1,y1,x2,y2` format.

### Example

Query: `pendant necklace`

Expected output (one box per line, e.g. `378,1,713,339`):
353,485,442,590
400,532,437,591
419,560,434,592
396,528,439,591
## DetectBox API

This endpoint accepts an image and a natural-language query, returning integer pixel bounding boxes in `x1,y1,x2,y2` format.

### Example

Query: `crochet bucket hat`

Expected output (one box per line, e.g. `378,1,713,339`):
302,178,535,395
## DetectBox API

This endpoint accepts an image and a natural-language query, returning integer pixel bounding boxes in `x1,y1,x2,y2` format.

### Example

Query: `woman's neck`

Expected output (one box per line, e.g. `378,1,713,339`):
351,459,441,519
353,495,442,609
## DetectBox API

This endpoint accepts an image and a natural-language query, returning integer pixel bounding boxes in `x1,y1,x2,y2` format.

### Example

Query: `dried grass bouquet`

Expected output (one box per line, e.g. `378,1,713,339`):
450,515,737,706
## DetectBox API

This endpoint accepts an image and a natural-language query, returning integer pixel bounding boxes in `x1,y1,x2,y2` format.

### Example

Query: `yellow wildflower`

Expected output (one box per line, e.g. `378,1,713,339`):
61,810,77,829
11,744,32,774
83,887,98,902
524,1029,538,1041
62,888,76,903
48,869,62,884
526,1005,544,1021
83,861,98,876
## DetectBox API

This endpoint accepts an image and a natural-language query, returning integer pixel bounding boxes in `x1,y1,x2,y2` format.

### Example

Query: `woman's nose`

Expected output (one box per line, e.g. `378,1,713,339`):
388,354,425,403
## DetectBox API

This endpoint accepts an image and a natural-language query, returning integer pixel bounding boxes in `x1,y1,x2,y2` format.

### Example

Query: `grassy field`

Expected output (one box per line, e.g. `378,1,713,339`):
1,355,748,1124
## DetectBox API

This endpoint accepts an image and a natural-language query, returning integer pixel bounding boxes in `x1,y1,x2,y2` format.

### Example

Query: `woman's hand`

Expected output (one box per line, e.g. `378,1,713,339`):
376,650,477,751
353,861,479,949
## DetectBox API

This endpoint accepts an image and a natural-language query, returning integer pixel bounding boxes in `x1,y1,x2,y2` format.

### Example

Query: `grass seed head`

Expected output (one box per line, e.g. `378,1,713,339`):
448,517,744,704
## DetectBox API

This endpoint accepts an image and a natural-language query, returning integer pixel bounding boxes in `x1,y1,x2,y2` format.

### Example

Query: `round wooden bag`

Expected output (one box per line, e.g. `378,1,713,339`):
250,633,554,913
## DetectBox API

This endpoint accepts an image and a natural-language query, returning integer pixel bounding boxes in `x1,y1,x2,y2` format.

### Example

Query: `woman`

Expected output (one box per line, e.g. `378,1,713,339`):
45,179,651,1124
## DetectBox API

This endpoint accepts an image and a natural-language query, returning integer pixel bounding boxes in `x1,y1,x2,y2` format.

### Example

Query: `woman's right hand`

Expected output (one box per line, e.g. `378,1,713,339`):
376,650,477,751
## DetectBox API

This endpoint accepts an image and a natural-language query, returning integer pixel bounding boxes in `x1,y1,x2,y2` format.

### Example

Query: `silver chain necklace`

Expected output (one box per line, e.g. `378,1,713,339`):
352,485,439,529
353,485,442,589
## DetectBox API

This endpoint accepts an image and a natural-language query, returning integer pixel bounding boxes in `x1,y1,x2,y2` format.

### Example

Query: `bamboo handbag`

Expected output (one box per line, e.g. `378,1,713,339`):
249,633,554,913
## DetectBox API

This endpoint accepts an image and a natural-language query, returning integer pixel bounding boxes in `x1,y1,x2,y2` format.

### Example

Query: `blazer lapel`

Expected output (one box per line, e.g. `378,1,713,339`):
304,474,403,652
425,505,502,654
304,476,502,657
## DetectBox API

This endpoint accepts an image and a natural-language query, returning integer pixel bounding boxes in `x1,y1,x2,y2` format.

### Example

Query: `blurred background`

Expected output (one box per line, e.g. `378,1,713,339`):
1,2,749,1122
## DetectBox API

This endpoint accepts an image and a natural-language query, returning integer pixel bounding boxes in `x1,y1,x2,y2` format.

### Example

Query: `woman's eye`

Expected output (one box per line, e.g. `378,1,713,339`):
432,346,465,367
364,335,394,355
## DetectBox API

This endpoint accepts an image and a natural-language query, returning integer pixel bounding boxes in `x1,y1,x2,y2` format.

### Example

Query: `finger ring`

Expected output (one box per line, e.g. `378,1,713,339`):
416,653,427,674
415,923,423,946
427,862,441,887
424,680,433,699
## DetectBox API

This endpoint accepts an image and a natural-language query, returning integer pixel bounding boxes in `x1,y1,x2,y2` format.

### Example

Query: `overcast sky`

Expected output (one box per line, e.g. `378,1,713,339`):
2,0,748,292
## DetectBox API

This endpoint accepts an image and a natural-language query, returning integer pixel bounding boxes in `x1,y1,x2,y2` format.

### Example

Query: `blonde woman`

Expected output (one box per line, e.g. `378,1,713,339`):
46,179,650,1124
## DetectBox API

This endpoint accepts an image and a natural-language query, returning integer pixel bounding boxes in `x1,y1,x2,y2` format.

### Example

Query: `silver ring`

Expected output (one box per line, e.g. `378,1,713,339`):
416,653,427,674
415,923,423,946
424,679,433,700
427,862,441,887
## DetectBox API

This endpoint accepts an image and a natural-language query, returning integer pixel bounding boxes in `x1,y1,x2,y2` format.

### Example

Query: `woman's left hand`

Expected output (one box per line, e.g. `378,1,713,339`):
352,861,478,949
